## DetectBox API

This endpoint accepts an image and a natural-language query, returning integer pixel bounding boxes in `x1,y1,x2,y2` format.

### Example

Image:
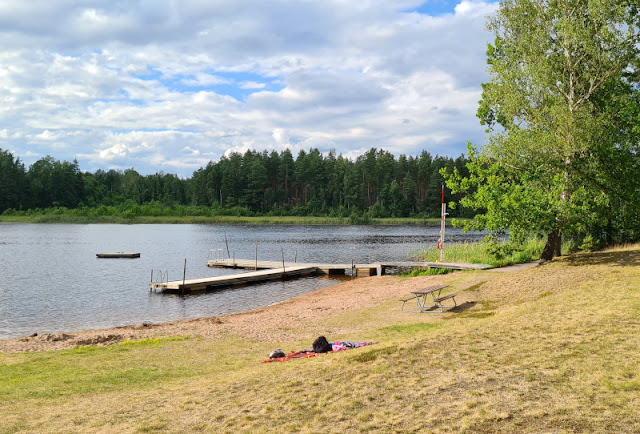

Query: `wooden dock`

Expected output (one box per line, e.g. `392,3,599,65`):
149,258,492,294
207,259,355,275
149,265,317,294
376,261,492,272
207,258,492,277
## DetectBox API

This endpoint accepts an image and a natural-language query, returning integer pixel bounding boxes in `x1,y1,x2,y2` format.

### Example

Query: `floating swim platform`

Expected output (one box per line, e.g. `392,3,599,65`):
96,253,141,258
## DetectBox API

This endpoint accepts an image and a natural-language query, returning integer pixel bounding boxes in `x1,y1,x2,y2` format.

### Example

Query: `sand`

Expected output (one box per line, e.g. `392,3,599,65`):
0,274,455,354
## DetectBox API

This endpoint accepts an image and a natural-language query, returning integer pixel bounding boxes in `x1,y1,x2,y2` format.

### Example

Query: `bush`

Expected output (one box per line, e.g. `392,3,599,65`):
349,210,370,225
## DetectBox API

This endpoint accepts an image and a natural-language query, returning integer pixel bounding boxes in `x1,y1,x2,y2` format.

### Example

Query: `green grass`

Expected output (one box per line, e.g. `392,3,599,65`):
0,335,254,403
117,336,190,347
379,322,442,334
351,346,398,362
407,267,453,276
410,238,546,267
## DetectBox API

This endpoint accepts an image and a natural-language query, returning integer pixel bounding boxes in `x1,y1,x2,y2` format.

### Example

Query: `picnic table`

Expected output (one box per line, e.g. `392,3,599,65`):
400,284,457,313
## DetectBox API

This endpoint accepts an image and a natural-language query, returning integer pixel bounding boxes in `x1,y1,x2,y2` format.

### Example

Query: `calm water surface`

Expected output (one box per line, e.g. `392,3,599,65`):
0,224,486,339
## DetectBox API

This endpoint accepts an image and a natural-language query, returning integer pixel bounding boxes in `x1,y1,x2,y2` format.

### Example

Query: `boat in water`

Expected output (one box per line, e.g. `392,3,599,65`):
96,253,141,258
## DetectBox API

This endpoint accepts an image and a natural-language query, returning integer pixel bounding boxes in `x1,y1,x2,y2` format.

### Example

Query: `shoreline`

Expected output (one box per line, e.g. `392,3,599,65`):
1,262,538,352
0,215,446,226
0,273,457,354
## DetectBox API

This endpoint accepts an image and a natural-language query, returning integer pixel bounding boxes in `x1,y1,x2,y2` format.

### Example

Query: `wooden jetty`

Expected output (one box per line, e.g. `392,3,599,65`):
97,252,140,258
149,258,492,294
149,265,317,294
376,261,492,273
206,258,356,275
207,258,491,277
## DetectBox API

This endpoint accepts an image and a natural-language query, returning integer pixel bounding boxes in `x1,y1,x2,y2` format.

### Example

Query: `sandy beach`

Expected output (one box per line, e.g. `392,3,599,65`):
0,273,463,354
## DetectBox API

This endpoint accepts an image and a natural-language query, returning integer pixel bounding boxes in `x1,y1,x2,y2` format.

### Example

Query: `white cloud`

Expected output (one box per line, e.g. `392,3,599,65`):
99,143,129,161
35,130,57,140
272,128,289,146
182,146,200,156
240,81,266,90
455,0,496,16
0,0,498,176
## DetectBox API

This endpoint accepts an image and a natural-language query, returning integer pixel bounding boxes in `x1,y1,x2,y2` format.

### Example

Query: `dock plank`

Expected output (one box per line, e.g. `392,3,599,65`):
150,265,317,293
376,261,492,271
207,259,354,274
207,258,492,273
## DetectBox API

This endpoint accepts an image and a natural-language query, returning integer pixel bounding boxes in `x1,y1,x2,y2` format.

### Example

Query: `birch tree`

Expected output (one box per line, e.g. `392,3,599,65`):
451,0,640,259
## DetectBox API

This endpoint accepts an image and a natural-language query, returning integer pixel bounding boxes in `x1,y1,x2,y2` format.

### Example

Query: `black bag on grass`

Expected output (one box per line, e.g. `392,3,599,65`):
312,336,332,353
269,349,285,359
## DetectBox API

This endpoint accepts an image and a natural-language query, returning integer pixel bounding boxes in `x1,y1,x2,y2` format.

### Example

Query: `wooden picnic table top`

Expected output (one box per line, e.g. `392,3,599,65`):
411,284,448,296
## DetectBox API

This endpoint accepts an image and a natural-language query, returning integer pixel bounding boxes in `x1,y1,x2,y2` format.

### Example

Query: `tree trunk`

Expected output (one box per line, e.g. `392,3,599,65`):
541,228,562,260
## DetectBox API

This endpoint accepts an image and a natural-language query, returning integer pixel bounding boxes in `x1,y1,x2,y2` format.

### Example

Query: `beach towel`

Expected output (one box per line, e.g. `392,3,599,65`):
262,341,376,363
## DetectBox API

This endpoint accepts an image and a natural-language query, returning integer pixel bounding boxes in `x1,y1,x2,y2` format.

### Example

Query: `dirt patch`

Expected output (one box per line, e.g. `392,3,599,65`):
73,334,124,346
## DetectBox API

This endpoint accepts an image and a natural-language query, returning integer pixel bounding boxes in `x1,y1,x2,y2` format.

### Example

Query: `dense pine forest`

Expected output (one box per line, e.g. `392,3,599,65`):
0,147,473,220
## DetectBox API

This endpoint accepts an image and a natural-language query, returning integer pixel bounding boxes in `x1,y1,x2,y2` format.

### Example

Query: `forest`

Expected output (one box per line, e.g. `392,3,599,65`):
0,147,473,219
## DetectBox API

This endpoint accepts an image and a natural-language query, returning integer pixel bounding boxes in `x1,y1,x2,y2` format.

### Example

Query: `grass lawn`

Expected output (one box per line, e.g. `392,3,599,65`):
1,245,639,432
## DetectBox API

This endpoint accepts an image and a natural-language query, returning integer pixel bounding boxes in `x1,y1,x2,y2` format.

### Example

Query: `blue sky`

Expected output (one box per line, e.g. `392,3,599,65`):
0,0,498,176
408,0,466,15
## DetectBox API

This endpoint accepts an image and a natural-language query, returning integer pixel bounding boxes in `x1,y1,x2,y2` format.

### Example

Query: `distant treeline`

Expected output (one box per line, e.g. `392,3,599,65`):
0,147,474,219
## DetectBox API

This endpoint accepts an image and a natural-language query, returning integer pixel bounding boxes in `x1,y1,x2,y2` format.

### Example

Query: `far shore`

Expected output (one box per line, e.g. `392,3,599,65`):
0,214,449,226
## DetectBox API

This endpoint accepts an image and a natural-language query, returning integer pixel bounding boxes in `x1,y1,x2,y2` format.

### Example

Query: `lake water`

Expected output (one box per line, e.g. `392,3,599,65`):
0,224,487,340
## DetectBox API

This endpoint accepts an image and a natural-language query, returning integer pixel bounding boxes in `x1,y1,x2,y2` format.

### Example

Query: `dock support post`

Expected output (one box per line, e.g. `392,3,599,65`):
224,232,230,259
281,247,286,278
351,244,355,277
182,259,187,295
255,241,258,270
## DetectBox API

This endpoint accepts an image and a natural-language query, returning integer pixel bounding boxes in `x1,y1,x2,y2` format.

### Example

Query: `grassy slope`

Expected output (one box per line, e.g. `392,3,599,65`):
1,246,640,432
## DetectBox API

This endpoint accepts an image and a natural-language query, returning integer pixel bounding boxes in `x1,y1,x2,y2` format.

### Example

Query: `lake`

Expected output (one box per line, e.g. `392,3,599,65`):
0,223,487,339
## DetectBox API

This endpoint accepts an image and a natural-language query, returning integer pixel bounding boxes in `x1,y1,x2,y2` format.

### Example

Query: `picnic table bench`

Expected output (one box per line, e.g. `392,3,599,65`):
400,284,457,313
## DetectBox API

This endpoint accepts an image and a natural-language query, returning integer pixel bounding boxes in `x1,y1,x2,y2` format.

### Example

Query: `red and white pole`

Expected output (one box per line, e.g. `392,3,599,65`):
439,184,447,262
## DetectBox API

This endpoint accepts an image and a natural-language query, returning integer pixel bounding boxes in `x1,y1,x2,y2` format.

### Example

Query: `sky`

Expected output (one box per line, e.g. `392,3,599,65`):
0,0,498,177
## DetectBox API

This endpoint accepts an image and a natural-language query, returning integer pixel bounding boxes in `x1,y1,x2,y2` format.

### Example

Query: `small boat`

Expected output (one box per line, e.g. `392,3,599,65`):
96,253,141,259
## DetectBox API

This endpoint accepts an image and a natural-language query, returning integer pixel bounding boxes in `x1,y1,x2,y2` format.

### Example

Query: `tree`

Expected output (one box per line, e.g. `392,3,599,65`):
401,171,417,215
450,0,640,259
0,149,27,212
416,150,432,205
245,157,268,210
279,149,295,205
219,153,244,207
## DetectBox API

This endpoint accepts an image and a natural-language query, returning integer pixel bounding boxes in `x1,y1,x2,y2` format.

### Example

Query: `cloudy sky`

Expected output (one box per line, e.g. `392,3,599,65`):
0,0,498,177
